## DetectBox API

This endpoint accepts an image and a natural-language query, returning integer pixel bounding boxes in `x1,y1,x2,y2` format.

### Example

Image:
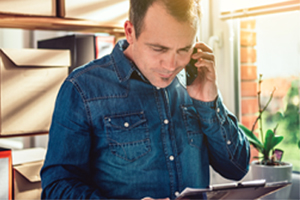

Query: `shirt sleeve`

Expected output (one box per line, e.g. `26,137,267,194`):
40,80,107,199
192,92,250,180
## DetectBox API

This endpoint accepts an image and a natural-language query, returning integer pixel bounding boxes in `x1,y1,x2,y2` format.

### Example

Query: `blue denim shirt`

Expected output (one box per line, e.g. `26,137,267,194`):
41,40,250,199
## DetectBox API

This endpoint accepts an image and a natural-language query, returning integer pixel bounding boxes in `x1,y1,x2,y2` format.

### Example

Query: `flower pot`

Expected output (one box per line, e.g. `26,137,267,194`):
251,160,292,199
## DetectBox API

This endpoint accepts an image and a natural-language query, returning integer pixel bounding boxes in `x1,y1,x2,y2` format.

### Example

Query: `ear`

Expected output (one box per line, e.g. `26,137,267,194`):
124,20,135,44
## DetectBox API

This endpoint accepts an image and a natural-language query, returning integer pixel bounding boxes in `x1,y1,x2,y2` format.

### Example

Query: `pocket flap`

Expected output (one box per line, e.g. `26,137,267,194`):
105,111,147,130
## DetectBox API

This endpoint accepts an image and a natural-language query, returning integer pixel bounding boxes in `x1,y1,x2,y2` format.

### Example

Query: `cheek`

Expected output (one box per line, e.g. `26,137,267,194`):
146,54,162,67
178,54,192,67
137,52,160,73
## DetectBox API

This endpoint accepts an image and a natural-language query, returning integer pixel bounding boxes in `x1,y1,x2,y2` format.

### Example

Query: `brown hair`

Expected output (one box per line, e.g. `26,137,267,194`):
129,0,201,39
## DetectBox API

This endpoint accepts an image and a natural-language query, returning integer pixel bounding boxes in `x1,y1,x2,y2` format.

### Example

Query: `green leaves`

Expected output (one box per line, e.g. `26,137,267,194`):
239,124,284,162
263,129,284,159
238,75,286,164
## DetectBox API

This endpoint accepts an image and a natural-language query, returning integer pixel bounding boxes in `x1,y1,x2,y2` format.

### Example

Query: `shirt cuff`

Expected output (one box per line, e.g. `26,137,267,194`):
192,94,227,125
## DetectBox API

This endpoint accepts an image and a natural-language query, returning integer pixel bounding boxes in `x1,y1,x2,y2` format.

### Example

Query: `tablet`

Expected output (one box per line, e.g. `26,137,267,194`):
176,179,291,199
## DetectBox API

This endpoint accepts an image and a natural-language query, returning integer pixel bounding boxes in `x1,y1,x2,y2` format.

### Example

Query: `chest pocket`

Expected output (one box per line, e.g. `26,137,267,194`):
181,105,203,149
104,111,151,162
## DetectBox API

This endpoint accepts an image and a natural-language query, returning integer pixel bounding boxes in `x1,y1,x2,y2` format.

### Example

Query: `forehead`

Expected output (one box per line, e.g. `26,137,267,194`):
140,2,197,47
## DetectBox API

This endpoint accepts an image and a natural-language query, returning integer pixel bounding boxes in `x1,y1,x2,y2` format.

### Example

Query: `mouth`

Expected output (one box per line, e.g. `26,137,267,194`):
158,72,173,78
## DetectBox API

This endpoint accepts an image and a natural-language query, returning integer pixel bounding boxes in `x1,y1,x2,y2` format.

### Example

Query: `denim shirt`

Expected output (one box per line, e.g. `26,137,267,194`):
41,40,250,199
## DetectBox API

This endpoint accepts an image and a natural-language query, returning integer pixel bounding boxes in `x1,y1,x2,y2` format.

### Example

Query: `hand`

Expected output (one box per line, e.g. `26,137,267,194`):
142,197,170,200
186,42,218,102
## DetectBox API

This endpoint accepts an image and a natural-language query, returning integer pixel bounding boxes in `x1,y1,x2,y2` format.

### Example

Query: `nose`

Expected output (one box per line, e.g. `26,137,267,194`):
162,52,177,71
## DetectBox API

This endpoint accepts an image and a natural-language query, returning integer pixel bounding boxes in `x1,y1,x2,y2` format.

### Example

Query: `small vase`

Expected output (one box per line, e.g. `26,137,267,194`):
251,160,293,199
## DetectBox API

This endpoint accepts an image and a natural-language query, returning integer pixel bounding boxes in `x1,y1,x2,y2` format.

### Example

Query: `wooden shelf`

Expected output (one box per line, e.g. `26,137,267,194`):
0,12,125,35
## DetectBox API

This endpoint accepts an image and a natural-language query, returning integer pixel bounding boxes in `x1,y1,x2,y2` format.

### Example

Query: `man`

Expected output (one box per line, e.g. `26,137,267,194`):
41,0,250,199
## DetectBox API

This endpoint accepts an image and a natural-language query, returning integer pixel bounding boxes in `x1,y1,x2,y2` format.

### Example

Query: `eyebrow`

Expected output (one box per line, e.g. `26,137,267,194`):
146,43,192,51
146,43,169,50
179,45,192,51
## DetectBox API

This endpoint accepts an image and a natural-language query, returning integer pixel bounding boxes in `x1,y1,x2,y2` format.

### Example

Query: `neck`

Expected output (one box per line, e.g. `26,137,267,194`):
123,43,134,62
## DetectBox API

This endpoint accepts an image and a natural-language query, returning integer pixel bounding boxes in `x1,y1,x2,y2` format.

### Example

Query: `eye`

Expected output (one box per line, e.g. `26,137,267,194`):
153,47,167,52
178,48,190,54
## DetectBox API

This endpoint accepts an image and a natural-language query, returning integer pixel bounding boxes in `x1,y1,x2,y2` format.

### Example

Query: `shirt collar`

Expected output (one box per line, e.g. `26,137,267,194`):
111,39,147,83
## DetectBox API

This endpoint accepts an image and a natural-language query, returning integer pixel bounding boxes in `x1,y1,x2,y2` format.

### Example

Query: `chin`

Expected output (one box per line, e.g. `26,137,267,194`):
152,79,173,88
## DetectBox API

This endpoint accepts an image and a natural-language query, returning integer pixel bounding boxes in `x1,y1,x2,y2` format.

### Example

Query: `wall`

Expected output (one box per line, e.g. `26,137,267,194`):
0,29,31,48
210,0,236,113
239,19,259,161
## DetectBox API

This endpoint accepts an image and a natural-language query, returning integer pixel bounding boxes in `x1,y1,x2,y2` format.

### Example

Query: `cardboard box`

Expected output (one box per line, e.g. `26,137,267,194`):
0,48,70,136
38,34,95,73
14,161,43,200
0,0,57,16
12,148,46,200
0,148,12,200
64,0,129,27
38,34,115,73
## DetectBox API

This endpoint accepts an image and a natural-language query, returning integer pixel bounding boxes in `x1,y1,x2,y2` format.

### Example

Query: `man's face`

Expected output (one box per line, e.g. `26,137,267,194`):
124,2,197,88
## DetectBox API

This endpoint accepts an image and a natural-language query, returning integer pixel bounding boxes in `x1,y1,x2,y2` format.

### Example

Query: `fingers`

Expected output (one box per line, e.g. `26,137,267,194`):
191,42,216,82
187,42,218,101
195,60,216,81
191,51,215,63
192,42,215,64
194,42,213,53
195,59,214,70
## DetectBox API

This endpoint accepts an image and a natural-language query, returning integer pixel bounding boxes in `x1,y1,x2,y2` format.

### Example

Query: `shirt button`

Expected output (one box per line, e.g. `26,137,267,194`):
156,87,160,90
175,191,180,197
169,155,174,161
164,119,169,124
217,107,220,113
124,122,129,127
227,140,231,145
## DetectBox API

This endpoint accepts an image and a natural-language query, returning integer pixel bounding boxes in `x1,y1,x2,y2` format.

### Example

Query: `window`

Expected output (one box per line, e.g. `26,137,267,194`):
214,0,300,171
255,11,299,171
237,11,299,170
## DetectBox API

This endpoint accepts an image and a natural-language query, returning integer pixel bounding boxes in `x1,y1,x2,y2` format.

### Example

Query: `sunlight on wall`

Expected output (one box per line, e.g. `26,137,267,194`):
65,0,129,24
220,0,292,12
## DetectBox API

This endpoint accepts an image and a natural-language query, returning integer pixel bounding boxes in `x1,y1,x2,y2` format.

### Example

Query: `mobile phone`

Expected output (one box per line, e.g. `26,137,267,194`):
185,48,198,85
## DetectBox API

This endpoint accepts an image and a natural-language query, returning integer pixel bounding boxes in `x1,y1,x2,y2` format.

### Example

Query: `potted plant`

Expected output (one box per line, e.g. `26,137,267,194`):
239,74,293,199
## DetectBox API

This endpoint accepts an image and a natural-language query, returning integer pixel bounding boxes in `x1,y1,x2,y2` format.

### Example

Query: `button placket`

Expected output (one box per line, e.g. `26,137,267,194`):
216,106,226,125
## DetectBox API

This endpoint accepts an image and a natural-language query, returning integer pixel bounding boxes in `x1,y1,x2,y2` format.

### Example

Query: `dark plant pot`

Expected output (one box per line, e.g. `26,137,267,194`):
251,160,292,199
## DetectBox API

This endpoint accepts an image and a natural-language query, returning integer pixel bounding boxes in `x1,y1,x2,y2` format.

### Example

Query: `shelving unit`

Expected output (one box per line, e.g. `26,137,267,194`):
0,4,127,198
0,11,125,138
0,12,125,35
